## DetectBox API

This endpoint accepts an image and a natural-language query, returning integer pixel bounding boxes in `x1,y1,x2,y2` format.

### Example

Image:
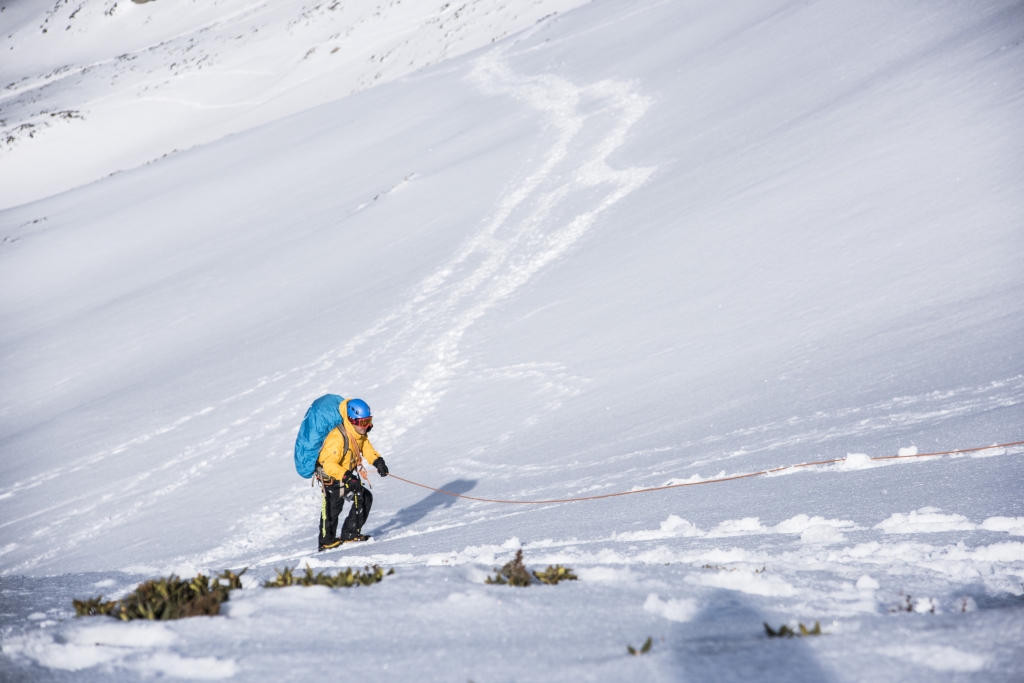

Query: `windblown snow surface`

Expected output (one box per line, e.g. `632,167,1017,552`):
2,0,1024,681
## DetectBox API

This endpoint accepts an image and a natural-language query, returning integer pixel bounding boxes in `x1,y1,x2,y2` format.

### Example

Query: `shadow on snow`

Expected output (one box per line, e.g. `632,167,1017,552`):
669,591,834,683
372,479,477,537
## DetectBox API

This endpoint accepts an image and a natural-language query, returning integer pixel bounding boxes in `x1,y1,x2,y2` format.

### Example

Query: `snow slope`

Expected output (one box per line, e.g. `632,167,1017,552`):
0,0,588,209
2,0,1024,680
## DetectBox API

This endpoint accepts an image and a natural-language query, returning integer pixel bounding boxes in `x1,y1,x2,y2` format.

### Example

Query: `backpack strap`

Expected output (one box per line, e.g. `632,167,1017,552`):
340,425,350,467
313,424,349,489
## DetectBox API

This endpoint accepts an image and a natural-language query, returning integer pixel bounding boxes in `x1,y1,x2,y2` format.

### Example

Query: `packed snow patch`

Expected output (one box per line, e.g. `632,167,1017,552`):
879,645,987,672
643,593,698,622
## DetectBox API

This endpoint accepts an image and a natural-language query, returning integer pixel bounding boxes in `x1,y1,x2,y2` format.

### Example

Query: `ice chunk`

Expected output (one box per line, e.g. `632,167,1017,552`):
898,446,918,456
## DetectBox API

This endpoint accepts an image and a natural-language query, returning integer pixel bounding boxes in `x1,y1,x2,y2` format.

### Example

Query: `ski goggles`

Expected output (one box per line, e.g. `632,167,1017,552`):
351,416,373,429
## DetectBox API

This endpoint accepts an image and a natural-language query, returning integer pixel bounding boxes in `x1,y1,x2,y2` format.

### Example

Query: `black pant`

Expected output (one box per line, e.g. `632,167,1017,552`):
319,478,373,545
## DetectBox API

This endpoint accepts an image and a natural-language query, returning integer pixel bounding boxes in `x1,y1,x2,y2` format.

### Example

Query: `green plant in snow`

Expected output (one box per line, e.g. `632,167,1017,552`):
627,637,653,655
764,620,824,638
486,549,533,586
486,550,578,586
73,569,246,621
532,564,578,585
263,564,392,588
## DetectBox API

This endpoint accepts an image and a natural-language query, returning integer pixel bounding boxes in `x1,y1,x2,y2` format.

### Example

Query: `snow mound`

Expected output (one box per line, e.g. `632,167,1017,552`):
773,514,856,534
799,525,845,544
708,517,767,537
838,453,875,470
874,508,975,534
643,594,698,622
980,517,1024,535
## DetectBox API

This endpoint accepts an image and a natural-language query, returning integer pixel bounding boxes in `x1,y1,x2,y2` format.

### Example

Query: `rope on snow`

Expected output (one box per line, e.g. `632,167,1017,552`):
388,440,1024,505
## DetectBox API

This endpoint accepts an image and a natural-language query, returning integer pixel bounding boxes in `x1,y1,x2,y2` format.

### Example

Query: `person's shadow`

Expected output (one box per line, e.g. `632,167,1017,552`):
372,479,477,537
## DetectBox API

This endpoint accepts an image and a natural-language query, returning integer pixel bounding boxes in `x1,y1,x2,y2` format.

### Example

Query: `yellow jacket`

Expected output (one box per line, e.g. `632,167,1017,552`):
317,398,382,481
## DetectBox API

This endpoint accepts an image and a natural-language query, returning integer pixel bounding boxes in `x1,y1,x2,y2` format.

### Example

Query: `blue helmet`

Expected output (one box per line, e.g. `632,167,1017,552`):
347,398,371,420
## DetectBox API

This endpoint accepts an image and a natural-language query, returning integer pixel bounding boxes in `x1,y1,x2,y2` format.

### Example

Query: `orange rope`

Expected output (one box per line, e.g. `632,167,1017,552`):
389,440,1024,505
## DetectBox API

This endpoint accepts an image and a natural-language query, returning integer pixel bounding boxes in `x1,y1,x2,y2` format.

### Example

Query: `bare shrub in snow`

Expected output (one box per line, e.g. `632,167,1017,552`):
486,549,533,586
485,550,579,586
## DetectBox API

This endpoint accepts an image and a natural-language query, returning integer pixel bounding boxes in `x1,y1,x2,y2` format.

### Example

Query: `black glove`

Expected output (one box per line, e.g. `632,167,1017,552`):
374,457,389,477
342,470,361,490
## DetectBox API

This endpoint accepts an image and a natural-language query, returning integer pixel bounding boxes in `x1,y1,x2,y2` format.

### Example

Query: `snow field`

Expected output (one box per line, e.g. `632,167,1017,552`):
0,0,590,209
2,0,1024,680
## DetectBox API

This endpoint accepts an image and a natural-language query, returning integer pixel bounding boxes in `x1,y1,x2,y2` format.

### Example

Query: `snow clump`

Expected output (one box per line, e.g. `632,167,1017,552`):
980,517,1024,535
874,508,975,534
643,594,699,622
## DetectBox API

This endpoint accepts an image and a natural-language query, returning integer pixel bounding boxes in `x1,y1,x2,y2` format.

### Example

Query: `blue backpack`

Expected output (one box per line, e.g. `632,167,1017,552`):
294,394,346,478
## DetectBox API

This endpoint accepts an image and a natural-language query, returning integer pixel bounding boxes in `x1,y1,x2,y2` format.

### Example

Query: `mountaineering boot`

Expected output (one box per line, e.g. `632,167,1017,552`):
341,532,370,544
318,538,343,552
